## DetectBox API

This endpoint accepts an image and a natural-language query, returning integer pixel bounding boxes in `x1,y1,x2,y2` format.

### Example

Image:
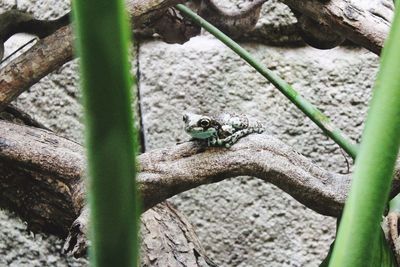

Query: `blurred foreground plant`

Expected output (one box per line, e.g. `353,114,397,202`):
72,1,139,266
329,3,400,266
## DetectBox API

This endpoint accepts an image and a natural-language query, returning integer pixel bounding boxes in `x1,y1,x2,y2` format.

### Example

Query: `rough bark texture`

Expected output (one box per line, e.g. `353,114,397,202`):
1,119,400,259
0,119,217,266
0,0,397,265
198,0,265,38
126,0,183,26
62,202,218,266
139,202,218,267
0,25,72,111
282,0,393,54
0,9,69,59
0,0,393,113
0,0,194,113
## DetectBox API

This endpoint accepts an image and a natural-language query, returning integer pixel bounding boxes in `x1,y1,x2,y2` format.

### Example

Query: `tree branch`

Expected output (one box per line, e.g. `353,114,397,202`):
0,0,197,113
3,115,400,258
198,0,266,38
0,0,393,113
0,25,73,111
2,119,400,231
0,10,70,59
195,0,392,54
282,0,393,55
0,118,218,265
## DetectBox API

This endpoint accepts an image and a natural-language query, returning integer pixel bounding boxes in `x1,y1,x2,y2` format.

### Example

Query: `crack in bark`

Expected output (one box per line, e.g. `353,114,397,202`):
1,119,400,234
1,119,400,261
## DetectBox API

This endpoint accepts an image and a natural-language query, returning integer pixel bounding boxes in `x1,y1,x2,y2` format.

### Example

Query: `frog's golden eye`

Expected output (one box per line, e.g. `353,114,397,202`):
199,118,210,127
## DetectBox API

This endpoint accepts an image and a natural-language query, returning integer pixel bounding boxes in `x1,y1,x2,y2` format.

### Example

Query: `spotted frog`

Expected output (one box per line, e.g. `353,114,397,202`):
183,112,265,148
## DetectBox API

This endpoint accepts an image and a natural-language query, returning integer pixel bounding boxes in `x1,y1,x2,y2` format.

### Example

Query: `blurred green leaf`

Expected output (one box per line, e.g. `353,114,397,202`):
72,1,139,266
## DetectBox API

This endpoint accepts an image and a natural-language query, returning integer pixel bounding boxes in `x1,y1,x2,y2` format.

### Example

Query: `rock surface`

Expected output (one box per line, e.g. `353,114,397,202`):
138,37,377,266
0,0,379,266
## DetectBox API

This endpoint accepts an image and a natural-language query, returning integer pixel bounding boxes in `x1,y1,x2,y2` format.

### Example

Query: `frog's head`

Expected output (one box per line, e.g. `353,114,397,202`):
183,113,218,139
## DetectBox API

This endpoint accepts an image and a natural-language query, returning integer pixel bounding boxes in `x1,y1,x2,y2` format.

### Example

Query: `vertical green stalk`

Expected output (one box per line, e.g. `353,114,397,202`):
175,4,358,159
329,4,400,266
72,1,139,267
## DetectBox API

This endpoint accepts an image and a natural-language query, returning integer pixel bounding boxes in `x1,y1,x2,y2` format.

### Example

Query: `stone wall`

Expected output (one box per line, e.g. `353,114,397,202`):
0,1,379,266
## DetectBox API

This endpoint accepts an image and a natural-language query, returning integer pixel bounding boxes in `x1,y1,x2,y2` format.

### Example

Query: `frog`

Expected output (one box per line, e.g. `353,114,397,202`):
183,112,265,148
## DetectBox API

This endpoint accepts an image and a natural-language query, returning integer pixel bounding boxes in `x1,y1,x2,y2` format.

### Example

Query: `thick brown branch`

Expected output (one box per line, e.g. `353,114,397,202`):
0,0,194,113
198,0,266,38
0,0,393,112
137,134,400,217
0,26,73,111
282,0,393,55
2,119,400,228
0,10,70,59
62,202,217,266
184,0,392,54
126,0,184,26
3,119,400,260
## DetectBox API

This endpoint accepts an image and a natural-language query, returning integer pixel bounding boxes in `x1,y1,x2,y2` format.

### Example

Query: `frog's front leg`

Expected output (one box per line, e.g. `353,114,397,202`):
217,129,252,148
208,136,218,146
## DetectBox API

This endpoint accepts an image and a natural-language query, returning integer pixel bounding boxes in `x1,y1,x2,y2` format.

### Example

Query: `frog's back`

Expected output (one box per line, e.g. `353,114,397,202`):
216,112,264,129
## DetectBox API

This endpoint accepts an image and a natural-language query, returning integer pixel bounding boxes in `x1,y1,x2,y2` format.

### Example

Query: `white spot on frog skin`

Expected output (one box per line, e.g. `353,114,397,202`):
221,125,234,135
229,117,242,128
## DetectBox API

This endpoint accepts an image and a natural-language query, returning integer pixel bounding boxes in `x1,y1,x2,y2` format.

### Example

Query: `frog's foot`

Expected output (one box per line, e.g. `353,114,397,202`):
215,131,243,147
227,129,252,145
216,138,232,147
209,137,218,146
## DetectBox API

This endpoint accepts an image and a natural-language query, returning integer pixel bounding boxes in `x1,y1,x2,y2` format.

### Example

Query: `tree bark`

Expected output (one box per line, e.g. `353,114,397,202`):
62,202,218,266
282,0,393,55
0,0,393,113
0,0,397,264
0,26,73,111
1,119,400,259
0,117,218,266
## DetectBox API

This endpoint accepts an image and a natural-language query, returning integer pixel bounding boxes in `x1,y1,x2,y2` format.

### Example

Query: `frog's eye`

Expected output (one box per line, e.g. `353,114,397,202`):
183,114,188,123
199,118,210,127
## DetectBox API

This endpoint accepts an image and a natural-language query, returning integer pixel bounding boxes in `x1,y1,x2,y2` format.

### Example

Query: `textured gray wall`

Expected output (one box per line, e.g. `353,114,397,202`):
0,1,87,266
138,38,377,266
0,1,379,266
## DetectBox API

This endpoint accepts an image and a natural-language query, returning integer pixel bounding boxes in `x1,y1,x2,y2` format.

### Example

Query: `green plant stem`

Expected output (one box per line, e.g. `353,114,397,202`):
72,1,139,267
329,4,400,266
175,4,358,159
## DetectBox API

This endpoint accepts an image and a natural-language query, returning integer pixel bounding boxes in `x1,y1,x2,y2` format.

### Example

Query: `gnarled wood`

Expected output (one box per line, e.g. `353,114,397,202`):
2,119,400,258
0,0,393,113
0,118,217,266
0,26,73,111
0,0,191,113
282,0,393,54
198,0,265,38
